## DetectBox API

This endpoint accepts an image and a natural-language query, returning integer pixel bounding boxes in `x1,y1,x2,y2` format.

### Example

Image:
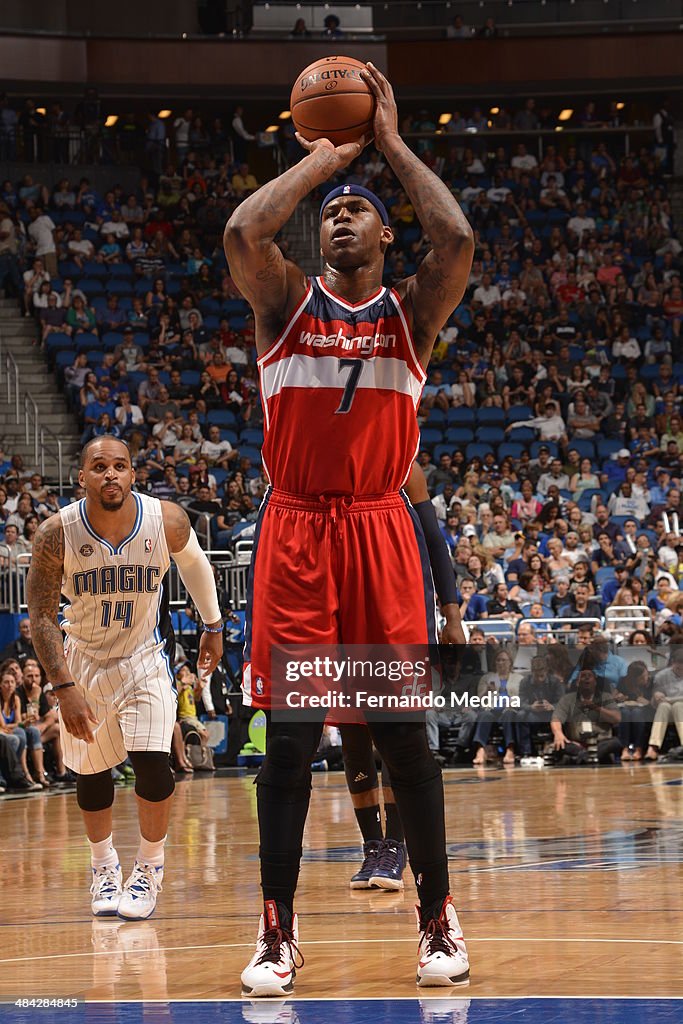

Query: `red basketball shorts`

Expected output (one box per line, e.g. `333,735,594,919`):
242,488,438,708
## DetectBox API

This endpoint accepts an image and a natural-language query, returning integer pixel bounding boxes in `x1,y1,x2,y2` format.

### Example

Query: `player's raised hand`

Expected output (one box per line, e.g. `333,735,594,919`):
57,687,99,744
295,133,372,174
360,63,398,153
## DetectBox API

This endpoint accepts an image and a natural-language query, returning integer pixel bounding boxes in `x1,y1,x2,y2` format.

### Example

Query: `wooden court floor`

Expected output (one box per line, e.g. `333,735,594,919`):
2,764,683,1003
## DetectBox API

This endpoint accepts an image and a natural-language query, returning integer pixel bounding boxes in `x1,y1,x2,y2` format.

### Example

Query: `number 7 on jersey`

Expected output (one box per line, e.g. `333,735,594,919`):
335,358,363,415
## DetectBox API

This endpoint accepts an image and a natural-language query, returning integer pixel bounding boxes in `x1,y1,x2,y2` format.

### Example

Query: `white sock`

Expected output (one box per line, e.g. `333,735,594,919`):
137,834,167,869
88,834,119,871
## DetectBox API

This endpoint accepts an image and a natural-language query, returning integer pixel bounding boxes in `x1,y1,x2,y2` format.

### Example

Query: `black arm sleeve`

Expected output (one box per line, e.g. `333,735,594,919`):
413,499,458,607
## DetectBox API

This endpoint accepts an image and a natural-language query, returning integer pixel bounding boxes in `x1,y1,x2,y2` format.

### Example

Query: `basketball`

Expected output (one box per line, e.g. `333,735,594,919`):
290,55,375,146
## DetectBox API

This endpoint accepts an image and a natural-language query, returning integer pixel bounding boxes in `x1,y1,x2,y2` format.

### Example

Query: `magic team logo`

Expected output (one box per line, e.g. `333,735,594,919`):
79,544,94,557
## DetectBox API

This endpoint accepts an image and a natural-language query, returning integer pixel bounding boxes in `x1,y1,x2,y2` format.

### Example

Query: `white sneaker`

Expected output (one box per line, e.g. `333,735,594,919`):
241,900,302,997
117,861,163,920
90,864,123,917
416,896,470,987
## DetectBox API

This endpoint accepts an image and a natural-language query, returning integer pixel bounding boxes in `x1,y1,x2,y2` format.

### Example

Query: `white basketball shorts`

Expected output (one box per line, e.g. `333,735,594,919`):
60,640,177,775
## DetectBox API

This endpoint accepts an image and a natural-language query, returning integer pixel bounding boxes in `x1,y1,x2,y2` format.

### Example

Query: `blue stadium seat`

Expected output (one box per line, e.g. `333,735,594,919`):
199,298,221,315
75,333,100,353
180,370,200,387
465,443,494,460
240,428,264,445
220,430,238,445
102,332,123,351
54,349,77,368
507,405,534,422
420,428,444,447
79,278,106,297
498,443,524,461
86,350,104,365
426,408,446,425
203,315,220,330
45,332,73,356
108,264,133,279
222,299,250,316
596,439,622,462
507,427,535,443
445,428,474,446
107,279,134,297
568,439,595,460
238,446,262,465
477,408,506,427
577,488,603,511
82,261,107,278
477,427,505,445
207,409,237,428
447,407,475,426
595,567,616,589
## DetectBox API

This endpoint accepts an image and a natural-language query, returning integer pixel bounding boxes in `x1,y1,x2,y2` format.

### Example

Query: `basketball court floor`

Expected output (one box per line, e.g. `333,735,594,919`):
2,764,683,1023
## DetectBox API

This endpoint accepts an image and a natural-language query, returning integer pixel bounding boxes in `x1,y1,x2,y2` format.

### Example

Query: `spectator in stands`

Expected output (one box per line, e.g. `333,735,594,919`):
645,646,683,760
0,665,50,786
472,649,522,765
446,15,473,38
551,668,621,764
27,207,57,277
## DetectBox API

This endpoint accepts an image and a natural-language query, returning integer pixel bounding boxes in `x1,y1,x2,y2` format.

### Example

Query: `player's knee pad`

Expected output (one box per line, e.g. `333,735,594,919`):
340,724,379,794
127,751,175,803
257,732,313,793
76,770,115,812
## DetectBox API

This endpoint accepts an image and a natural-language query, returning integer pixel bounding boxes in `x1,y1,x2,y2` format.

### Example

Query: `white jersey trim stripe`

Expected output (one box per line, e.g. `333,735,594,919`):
316,276,386,312
387,288,427,385
261,352,423,408
256,283,314,369
79,492,143,555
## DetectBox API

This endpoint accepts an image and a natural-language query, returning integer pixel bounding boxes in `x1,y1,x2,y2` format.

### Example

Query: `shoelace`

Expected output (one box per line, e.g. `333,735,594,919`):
374,842,402,875
91,867,120,897
256,927,305,970
127,866,162,900
422,916,459,957
358,846,380,874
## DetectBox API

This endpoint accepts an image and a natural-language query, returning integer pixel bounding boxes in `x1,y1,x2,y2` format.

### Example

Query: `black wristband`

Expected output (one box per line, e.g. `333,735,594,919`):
52,681,76,692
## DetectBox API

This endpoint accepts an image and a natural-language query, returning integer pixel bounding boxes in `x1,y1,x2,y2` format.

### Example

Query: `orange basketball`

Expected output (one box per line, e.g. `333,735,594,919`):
290,55,375,146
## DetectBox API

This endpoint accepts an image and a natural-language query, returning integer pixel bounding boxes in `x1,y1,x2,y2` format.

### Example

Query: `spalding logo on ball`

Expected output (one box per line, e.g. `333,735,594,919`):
290,55,375,146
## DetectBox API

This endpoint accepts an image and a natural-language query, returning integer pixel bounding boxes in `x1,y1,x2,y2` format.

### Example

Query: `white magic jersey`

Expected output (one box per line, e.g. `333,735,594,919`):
60,492,171,661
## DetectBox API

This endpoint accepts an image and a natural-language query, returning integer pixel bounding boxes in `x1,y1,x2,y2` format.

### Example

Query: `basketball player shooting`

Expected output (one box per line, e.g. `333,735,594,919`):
224,62,474,993
26,436,223,920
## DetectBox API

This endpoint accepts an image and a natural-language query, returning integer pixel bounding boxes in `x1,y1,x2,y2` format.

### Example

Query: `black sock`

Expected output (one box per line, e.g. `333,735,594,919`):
384,801,404,842
354,804,383,842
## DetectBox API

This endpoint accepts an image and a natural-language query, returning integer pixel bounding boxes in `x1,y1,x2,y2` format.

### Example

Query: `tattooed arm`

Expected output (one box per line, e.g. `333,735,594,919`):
223,138,366,353
26,515,69,684
27,514,99,743
361,63,474,364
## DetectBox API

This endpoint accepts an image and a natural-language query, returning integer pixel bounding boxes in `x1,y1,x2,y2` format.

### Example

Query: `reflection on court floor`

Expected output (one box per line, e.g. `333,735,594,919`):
5,999,683,1024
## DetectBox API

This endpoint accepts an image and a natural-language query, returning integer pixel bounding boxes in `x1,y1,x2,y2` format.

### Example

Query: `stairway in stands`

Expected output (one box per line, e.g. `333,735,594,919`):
0,295,81,482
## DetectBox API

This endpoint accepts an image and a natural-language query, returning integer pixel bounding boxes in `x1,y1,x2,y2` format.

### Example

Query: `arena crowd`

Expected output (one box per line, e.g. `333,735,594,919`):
0,93,682,786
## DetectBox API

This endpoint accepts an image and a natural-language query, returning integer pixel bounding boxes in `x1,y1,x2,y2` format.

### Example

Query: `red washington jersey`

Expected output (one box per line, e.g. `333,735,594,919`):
257,276,425,496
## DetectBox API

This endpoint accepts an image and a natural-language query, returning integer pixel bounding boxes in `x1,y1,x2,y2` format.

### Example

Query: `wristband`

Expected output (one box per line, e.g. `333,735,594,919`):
202,623,223,633
52,681,76,692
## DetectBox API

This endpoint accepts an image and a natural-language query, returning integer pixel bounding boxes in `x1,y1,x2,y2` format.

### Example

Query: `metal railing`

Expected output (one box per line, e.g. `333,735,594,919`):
0,549,253,615
604,605,654,637
22,394,65,494
0,337,20,424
